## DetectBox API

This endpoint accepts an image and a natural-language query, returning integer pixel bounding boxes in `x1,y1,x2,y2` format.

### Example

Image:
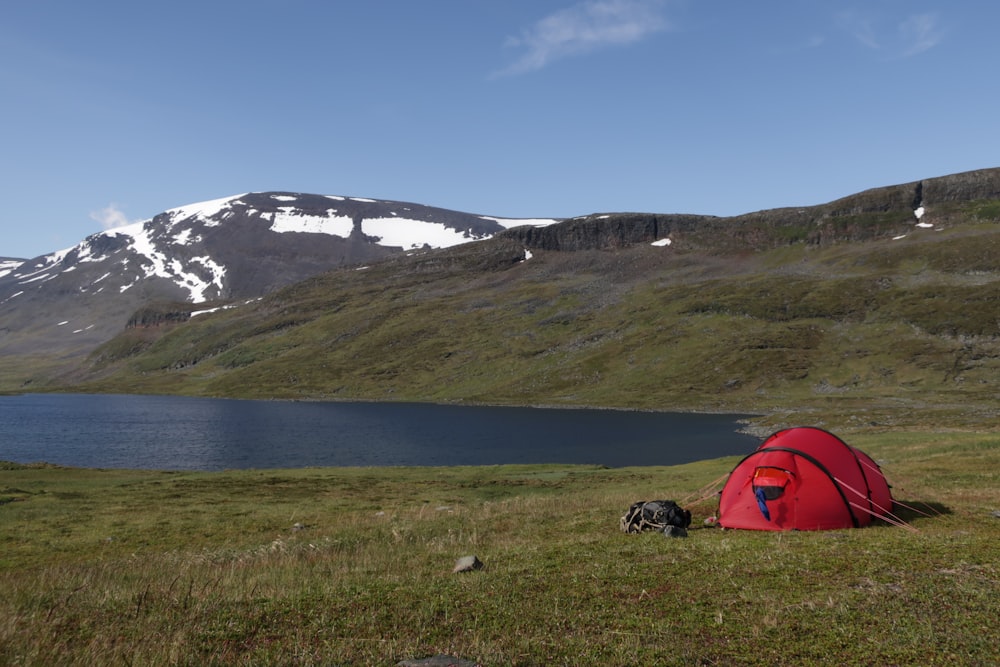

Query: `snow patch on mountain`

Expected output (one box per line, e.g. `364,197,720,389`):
74,241,110,263
0,258,24,278
27,247,74,276
105,222,226,302
164,194,245,227
261,202,558,249
364,217,480,249
266,207,482,248
173,228,201,245
269,210,354,236
17,270,58,285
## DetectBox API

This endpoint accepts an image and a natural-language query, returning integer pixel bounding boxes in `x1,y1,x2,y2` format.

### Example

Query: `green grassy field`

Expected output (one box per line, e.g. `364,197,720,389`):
2,429,997,666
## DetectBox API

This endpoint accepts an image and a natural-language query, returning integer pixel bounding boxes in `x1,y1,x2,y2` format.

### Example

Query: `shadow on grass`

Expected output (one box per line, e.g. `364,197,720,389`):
893,499,951,523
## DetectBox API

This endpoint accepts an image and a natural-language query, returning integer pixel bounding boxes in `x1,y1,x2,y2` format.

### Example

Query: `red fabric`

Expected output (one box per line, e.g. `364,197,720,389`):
718,427,893,531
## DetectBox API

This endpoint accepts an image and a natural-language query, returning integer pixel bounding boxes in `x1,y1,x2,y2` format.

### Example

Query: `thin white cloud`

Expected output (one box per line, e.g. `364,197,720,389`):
89,203,132,230
898,13,942,57
838,10,943,58
839,11,880,49
494,0,669,77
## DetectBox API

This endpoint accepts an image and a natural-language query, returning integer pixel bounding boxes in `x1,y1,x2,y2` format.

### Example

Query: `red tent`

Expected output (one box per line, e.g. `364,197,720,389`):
718,427,893,531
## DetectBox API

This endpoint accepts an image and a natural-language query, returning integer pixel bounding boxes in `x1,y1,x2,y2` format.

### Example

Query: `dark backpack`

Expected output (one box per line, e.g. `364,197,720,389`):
620,500,692,534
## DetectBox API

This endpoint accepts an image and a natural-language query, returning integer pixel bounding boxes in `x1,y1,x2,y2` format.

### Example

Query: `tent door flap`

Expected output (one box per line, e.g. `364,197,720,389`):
753,466,794,500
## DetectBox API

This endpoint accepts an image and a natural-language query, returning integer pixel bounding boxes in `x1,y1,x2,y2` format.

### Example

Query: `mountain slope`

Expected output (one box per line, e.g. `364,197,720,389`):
0,192,557,367
66,168,1000,427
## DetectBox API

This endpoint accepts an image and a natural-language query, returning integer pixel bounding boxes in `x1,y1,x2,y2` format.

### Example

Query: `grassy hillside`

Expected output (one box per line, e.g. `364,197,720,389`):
66,213,1000,431
1,430,997,665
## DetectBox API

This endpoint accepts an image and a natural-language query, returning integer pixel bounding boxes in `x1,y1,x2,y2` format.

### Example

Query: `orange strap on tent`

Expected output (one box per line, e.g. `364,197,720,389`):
678,472,730,507
835,476,915,531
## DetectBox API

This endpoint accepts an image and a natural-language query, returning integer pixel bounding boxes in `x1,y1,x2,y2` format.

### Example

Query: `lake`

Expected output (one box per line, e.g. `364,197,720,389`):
0,394,761,471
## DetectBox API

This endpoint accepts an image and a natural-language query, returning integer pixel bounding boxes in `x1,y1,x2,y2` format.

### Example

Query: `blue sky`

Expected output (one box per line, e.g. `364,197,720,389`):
2,1,997,259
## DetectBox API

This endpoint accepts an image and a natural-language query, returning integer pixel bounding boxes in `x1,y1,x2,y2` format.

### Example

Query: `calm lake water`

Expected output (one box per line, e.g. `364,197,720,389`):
0,394,761,471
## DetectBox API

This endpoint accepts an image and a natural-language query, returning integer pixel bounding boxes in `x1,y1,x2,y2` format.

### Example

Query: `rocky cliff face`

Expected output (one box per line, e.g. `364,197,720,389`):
920,168,1000,202
504,213,714,251
505,168,1000,253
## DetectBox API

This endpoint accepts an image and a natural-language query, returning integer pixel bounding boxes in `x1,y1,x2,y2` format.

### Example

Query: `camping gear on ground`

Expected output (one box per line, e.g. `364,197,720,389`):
621,499,692,534
718,426,893,531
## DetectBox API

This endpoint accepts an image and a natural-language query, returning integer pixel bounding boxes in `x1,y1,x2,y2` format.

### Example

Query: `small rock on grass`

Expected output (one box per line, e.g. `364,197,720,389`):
452,555,484,573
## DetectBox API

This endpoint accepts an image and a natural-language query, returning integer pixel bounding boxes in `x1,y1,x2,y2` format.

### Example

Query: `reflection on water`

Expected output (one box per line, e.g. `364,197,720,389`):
0,394,761,470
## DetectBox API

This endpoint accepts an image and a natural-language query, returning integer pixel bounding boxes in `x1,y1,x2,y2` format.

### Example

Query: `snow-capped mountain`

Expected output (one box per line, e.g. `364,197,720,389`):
0,192,557,361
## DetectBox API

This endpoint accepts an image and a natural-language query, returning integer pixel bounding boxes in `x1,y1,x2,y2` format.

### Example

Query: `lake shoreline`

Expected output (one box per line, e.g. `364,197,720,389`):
1,394,763,471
